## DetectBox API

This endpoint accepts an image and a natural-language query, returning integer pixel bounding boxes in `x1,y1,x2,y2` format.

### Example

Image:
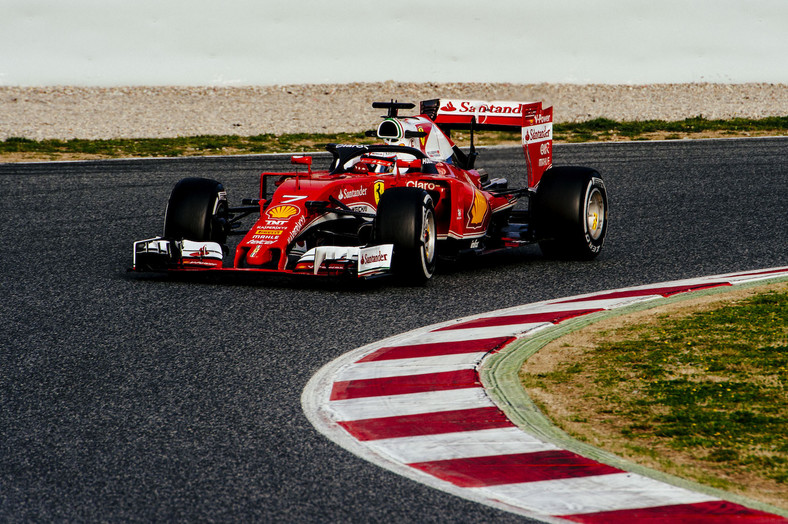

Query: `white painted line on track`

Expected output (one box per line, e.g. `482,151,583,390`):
366,427,559,464
390,322,551,344
335,352,487,381
471,473,719,516
329,387,494,421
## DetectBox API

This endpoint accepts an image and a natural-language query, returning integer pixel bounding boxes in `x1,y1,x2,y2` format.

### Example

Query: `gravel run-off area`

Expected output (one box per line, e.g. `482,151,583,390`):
1,82,787,141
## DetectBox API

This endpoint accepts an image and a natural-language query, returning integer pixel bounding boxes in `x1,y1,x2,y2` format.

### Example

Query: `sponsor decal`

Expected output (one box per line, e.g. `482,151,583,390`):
261,219,289,226
467,188,489,228
358,245,394,275
426,149,441,159
287,215,307,244
339,186,367,200
350,204,376,215
522,124,552,142
180,240,223,260
439,100,522,116
406,180,439,191
540,142,550,155
534,112,552,124
373,180,385,205
281,195,308,204
417,125,427,148
188,245,212,258
247,238,277,245
255,229,284,236
267,205,299,219
360,252,388,265
538,158,551,167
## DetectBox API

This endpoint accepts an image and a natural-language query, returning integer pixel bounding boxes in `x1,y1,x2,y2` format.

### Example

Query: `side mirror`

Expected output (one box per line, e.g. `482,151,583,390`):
291,155,312,167
291,155,312,174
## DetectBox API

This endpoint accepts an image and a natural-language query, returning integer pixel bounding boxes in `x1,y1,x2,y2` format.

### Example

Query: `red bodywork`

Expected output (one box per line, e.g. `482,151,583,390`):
133,99,555,278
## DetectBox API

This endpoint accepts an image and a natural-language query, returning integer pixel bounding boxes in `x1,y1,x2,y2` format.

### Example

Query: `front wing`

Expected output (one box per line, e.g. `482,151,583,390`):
132,238,394,278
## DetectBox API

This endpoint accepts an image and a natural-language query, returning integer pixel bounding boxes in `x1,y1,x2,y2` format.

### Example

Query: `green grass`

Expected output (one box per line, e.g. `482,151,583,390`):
2,116,786,160
0,132,376,159
524,288,788,491
553,115,788,142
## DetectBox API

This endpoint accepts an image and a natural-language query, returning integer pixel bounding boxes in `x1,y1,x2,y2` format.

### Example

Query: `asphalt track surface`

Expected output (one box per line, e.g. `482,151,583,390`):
1,138,786,522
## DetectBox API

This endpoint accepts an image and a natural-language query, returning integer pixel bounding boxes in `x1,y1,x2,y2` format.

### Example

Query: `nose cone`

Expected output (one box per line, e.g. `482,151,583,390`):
246,245,272,266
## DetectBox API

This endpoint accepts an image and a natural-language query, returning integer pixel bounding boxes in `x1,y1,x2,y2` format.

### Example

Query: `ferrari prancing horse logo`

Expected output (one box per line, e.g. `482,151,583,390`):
374,180,385,205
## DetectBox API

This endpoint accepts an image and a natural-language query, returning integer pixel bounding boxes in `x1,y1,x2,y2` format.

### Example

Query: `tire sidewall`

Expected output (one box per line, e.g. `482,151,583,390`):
375,187,436,283
417,192,437,279
534,166,608,259
164,177,227,243
581,176,607,256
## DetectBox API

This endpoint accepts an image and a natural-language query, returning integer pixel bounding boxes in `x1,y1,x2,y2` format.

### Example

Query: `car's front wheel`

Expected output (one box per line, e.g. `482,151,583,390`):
375,187,437,284
163,177,229,244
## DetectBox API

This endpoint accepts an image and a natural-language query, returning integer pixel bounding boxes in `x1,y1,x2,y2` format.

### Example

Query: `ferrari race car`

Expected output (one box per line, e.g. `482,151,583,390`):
133,99,608,283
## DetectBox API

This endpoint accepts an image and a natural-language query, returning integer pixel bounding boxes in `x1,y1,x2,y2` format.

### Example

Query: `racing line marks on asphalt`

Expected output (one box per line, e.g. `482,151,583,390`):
303,267,788,522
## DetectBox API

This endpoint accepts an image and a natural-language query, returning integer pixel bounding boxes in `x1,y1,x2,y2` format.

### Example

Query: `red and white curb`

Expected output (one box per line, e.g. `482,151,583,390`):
302,267,788,522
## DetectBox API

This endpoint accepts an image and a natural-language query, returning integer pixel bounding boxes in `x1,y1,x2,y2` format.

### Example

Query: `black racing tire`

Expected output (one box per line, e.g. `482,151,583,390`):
374,187,437,284
533,166,608,260
163,177,228,244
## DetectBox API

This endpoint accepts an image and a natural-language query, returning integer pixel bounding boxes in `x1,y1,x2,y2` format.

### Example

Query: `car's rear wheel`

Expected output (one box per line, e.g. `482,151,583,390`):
163,177,229,244
533,166,608,260
375,187,436,284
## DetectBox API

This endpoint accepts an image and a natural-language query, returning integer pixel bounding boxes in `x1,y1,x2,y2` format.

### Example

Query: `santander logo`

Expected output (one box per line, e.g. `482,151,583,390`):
439,100,522,115
524,126,552,141
361,252,388,264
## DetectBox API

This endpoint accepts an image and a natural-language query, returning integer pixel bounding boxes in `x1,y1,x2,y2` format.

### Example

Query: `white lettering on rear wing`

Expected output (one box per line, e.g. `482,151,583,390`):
427,99,525,127
421,99,554,188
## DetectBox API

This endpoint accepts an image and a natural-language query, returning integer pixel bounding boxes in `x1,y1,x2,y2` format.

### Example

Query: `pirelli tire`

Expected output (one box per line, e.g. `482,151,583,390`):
163,177,229,245
533,166,608,260
375,187,437,284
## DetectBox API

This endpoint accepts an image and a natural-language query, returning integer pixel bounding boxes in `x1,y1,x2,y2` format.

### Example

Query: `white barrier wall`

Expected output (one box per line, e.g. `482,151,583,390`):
1,0,786,86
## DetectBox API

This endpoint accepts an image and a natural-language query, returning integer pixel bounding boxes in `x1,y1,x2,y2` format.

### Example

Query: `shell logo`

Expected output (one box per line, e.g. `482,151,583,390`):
267,205,299,219
467,188,489,228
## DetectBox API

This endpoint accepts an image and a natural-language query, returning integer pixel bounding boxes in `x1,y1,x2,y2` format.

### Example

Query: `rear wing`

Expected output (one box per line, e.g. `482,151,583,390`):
420,99,553,188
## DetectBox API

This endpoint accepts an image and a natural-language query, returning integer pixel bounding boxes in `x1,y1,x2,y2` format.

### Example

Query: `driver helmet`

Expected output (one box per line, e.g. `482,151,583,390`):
351,154,397,174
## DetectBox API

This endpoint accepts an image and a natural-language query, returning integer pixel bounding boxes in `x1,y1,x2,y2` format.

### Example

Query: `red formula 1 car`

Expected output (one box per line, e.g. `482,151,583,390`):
133,99,608,283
